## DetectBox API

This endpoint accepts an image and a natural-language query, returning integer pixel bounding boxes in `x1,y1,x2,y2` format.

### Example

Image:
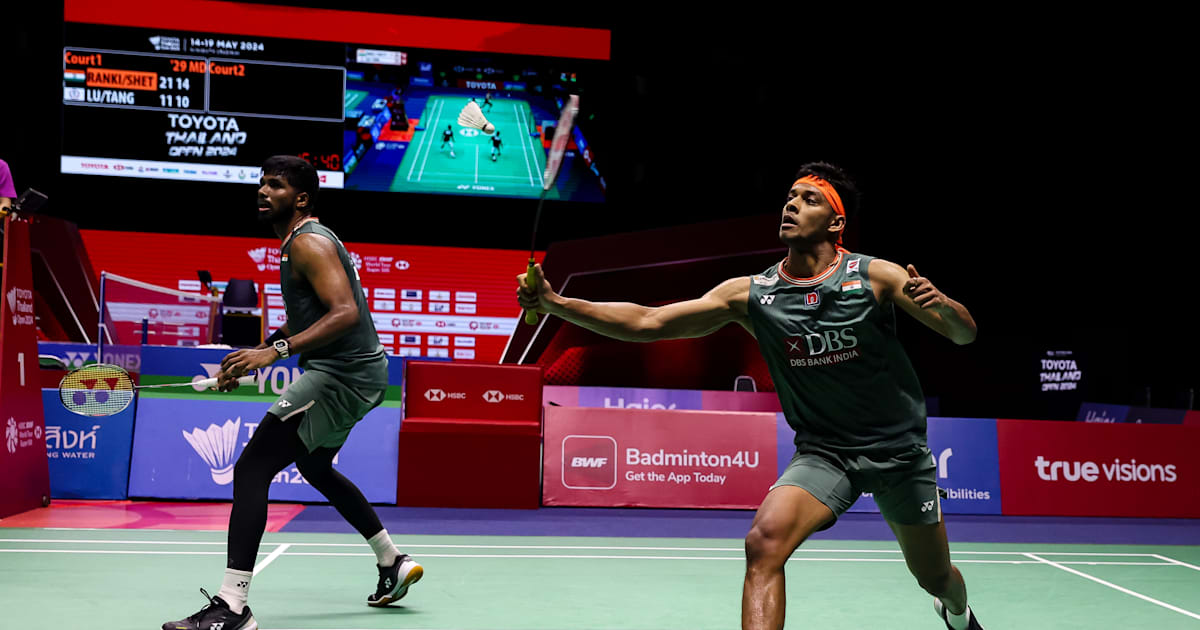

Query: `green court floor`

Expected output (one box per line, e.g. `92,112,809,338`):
392,95,551,199
3,528,1199,628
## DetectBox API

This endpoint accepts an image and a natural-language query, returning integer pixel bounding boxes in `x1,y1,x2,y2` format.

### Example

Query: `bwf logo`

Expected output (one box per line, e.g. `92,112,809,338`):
562,435,617,490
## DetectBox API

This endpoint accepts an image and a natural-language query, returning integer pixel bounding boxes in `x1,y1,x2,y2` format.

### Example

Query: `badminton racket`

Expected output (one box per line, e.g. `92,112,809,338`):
58,363,256,417
523,94,580,325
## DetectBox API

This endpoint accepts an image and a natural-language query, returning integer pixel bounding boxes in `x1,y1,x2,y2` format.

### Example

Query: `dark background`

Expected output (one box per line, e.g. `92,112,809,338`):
6,4,1195,417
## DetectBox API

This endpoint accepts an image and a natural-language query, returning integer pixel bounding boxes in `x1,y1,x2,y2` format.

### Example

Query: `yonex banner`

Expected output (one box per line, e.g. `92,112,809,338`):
38,342,142,373
847,417,1002,515
997,420,1200,518
42,389,133,499
128,397,398,502
542,406,777,509
139,345,303,401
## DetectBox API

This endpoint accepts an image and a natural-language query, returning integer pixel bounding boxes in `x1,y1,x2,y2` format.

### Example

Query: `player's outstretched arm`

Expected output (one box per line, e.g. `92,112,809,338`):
517,263,752,342
869,259,977,345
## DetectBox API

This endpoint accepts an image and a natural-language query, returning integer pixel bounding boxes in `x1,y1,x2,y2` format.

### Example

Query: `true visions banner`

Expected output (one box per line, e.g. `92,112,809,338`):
997,419,1200,518
543,406,777,509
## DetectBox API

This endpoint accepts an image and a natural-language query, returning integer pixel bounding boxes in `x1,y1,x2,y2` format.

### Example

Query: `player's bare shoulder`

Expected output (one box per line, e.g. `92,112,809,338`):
866,258,907,303
711,276,752,314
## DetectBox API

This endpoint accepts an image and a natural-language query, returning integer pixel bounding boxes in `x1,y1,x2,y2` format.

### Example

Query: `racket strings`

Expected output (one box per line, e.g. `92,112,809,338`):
59,363,136,417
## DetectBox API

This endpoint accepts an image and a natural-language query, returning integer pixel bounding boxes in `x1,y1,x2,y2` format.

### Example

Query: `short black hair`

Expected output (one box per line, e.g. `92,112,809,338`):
794,161,859,223
261,155,319,212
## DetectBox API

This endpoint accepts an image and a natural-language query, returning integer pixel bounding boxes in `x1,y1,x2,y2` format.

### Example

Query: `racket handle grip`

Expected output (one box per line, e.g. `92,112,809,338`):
193,374,258,389
524,259,540,325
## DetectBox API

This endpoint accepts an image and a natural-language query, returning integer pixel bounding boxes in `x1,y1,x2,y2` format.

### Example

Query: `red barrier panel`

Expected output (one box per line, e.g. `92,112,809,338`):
0,215,50,518
397,362,542,508
404,361,543,422
543,407,777,509
998,419,1200,518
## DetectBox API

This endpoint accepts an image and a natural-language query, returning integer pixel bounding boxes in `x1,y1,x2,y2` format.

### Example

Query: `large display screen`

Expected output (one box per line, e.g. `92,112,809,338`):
81,229,542,363
61,0,609,201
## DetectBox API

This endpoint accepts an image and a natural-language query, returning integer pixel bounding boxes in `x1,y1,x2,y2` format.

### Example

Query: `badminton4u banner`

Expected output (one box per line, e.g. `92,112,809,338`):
542,406,778,509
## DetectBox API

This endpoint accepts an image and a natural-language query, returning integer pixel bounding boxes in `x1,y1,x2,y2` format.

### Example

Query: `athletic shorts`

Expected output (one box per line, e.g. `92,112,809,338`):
771,445,940,529
267,369,385,452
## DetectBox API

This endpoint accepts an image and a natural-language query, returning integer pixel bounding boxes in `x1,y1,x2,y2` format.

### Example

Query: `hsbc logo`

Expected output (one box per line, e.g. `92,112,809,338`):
483,390,526,403
562,435,617,490
424,388,466,402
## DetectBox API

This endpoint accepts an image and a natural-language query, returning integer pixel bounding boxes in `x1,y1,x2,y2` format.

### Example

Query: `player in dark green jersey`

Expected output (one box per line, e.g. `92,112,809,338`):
517,162,983,630
163,156,422,630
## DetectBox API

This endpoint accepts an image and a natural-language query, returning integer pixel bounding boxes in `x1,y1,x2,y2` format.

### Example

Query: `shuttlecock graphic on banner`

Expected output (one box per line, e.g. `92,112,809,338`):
247,247,268,271
182,417,242,485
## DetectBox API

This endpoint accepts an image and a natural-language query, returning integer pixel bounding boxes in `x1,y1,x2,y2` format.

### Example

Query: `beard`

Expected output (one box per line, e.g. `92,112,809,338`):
257,201,295,224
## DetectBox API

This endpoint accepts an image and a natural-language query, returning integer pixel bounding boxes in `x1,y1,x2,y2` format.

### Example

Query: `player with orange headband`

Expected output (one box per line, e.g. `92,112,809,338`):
518,161,984,630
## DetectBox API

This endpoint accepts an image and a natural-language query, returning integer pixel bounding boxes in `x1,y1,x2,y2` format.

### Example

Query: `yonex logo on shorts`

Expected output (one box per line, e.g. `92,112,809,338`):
921,500,935,512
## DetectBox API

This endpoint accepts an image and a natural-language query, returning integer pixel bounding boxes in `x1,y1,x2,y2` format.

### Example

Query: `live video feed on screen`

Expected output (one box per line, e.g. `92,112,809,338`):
60,5,608,202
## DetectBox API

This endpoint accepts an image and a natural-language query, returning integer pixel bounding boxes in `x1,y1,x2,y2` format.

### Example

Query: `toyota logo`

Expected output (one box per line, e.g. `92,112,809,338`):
424,388,446,402
483,390,504,403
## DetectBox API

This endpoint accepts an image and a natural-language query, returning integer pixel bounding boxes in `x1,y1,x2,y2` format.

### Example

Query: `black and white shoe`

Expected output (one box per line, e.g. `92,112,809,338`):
934,598,985,630
162,588,257,630
367,554,424,607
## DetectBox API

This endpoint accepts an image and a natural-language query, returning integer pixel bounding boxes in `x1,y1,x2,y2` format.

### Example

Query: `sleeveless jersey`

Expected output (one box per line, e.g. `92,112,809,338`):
747,252,926,455
280,221,387,388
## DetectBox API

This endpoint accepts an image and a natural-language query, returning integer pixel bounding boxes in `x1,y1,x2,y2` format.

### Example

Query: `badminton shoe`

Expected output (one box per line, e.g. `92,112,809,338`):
367,554,424,606
934,598,985,630
162,588,256,630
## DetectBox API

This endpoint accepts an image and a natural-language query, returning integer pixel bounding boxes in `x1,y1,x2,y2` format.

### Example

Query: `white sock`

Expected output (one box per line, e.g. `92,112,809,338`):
217,568,252,614
367,529,401,567
946,603,971,630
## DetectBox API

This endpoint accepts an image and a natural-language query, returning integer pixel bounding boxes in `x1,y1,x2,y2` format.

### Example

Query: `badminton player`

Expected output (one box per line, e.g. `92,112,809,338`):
517,161,985,630
482,91,494,112
163,156,423,630
490,130,503,161
441,124,456,157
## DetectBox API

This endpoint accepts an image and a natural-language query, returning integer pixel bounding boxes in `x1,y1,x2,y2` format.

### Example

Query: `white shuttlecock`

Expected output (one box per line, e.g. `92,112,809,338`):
182,417,242,485
458,100,495,134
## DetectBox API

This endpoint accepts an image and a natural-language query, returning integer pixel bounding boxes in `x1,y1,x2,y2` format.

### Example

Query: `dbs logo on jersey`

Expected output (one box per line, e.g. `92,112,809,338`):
785,328,861,367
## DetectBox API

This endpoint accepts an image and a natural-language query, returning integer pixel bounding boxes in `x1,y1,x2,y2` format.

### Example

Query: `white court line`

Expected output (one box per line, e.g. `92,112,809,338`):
0,539,1180,556
1023,552,1200,621
517,104,545,187
1151,553,1200,572
253,543,291,575
417,99,446,182
474,145,478,183
512,103,534,185
404,99,437,181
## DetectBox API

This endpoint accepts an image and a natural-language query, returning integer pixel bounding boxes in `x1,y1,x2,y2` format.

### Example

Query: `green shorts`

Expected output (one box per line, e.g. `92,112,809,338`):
771,445,941,529
267,369,385,452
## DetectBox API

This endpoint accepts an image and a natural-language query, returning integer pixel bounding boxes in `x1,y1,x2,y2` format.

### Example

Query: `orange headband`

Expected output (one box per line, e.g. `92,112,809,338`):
793,174,847,247
794,175,845,217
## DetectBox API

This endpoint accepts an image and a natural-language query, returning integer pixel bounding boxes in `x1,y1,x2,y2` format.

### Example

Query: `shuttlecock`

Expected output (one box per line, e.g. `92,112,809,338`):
182,417,242,485
458,100,495,134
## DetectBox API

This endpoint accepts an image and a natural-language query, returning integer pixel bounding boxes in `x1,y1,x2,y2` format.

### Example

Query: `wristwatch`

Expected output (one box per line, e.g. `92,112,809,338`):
272,338,291,359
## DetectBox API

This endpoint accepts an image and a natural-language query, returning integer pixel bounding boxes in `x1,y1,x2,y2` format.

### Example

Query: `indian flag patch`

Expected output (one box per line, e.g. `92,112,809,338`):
64,70,86,83
841,279,863,292
281,254,289,262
